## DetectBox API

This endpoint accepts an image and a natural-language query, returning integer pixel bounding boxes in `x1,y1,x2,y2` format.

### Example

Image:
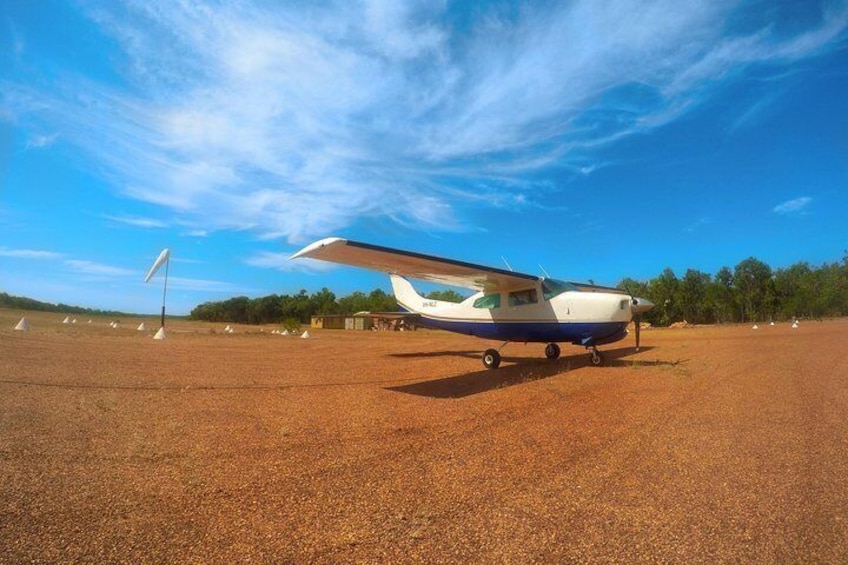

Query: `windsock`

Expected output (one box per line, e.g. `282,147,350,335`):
144,248,170,282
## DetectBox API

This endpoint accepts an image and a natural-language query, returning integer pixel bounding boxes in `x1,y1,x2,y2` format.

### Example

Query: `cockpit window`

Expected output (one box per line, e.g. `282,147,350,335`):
542,278,578,300
508,288,538,307
473,294,501,309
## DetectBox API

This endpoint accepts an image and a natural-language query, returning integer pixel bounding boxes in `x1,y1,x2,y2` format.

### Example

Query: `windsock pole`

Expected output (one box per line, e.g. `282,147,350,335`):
160,255,170,328
144,248,171,334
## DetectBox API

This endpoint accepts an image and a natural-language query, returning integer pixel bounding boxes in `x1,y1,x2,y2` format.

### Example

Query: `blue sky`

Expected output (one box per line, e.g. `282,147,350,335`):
2,0,847,315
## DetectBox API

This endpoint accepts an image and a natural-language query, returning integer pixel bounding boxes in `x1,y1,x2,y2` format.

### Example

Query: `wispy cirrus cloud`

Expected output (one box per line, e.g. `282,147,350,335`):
245,251,337,273
64,259,136,278
104,214,168,229
4,1,846,243
0,247,141,278
773,196,813,215
0,247,64,259
25,133,59,149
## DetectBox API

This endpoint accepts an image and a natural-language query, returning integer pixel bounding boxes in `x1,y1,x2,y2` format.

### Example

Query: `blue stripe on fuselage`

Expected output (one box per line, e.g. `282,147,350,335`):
399,307,628,346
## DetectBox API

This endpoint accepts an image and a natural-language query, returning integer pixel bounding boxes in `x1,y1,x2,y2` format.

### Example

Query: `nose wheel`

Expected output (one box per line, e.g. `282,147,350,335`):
588,347,606,367
544,343,561,359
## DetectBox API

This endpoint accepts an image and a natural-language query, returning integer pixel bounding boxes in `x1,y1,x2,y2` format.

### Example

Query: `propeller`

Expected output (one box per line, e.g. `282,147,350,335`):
630,297,654,352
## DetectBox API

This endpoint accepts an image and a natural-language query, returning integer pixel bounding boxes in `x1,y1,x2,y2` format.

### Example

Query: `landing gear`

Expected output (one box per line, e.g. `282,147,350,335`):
482,348,501,369
482,341,510,369
589,347,605,367
544,343,561,359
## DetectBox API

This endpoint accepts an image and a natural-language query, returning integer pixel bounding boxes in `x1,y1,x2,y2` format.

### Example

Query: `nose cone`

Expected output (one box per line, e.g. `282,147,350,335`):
631,297,654,314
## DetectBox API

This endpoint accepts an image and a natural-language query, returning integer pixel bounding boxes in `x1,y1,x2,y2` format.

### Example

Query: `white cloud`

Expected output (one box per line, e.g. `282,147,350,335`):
5,1,846,242
245,251,337,273
64,259,136,277
25,133,59,149
104,214,168,229
773,196,813,215
0,247,64,259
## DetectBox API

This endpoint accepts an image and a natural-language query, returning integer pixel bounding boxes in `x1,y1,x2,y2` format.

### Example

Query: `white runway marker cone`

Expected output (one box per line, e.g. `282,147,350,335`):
15,317,30,331
137,322,146,331
62,316,70,324
752,324,759,330
153,327,166,340
301,330,310,339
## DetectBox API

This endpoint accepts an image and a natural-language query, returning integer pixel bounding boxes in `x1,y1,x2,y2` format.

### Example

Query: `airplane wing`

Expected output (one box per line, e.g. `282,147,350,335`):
290,237,540,292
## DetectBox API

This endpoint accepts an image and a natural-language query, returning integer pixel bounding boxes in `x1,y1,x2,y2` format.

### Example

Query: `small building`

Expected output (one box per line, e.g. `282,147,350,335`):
311,315,345,329
310,315,374,330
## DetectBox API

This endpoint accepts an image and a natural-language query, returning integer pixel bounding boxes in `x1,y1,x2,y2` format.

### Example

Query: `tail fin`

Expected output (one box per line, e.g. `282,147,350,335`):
390,274,426,312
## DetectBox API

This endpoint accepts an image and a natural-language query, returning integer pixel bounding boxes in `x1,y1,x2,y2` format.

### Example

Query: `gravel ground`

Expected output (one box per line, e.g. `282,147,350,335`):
1,311,847,563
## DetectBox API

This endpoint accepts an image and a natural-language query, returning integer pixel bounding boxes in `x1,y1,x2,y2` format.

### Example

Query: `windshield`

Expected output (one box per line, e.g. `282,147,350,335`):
541,278,578,301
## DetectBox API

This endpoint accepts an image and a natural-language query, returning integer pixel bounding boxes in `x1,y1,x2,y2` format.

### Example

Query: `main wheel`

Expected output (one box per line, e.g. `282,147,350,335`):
482,348,501,369
589,350,605,367
545,343,561,359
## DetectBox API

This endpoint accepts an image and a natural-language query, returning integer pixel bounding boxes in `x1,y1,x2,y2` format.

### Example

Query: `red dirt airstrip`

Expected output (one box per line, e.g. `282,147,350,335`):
1,311,847,563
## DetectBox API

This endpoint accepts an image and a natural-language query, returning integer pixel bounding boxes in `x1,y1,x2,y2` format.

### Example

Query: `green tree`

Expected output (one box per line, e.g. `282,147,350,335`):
426,289,466,303
646,268,679,326
309,288,337,315
337,291,371,315
733,257,772,322
617,277,649,299
367,289,398,311
679,269,711,324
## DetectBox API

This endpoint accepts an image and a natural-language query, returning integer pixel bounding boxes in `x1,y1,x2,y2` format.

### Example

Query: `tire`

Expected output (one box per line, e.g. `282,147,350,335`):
482,348,501,369
590,350,605,367
545,343,561,359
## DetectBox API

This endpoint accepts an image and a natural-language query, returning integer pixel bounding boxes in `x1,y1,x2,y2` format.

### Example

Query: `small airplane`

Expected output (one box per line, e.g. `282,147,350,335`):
291,237,654,369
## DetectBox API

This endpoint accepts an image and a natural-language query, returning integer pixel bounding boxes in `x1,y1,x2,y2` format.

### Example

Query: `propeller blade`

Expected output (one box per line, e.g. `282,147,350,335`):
629,296,652,352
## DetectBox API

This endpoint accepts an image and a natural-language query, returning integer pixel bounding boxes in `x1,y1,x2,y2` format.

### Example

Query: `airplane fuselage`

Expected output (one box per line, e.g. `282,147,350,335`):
391,275,631,347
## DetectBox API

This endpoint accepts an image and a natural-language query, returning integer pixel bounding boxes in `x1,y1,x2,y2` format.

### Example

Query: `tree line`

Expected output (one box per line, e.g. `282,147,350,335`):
618,256,848,326
0,292,130,318
189,288,466,325
188,256,848,326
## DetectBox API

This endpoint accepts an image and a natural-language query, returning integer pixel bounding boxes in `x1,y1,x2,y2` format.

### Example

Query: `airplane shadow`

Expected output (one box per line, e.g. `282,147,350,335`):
386,346,681,399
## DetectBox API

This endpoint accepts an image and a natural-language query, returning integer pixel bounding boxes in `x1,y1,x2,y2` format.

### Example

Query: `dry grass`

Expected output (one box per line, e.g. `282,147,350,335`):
2,310,847,563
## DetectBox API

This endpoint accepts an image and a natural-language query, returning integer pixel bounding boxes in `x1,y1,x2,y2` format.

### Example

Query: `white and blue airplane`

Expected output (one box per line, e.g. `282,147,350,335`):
291,237,654,369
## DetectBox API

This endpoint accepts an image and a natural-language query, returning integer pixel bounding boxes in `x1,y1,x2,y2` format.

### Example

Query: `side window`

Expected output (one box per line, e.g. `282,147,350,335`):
473,294,501,309
508,288,538,307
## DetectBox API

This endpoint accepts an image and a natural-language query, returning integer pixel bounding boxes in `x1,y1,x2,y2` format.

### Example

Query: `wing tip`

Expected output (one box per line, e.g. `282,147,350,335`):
289,237,347,261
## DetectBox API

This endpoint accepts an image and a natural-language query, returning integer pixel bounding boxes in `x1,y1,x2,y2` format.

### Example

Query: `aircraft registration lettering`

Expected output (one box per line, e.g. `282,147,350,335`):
422,300,437,308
